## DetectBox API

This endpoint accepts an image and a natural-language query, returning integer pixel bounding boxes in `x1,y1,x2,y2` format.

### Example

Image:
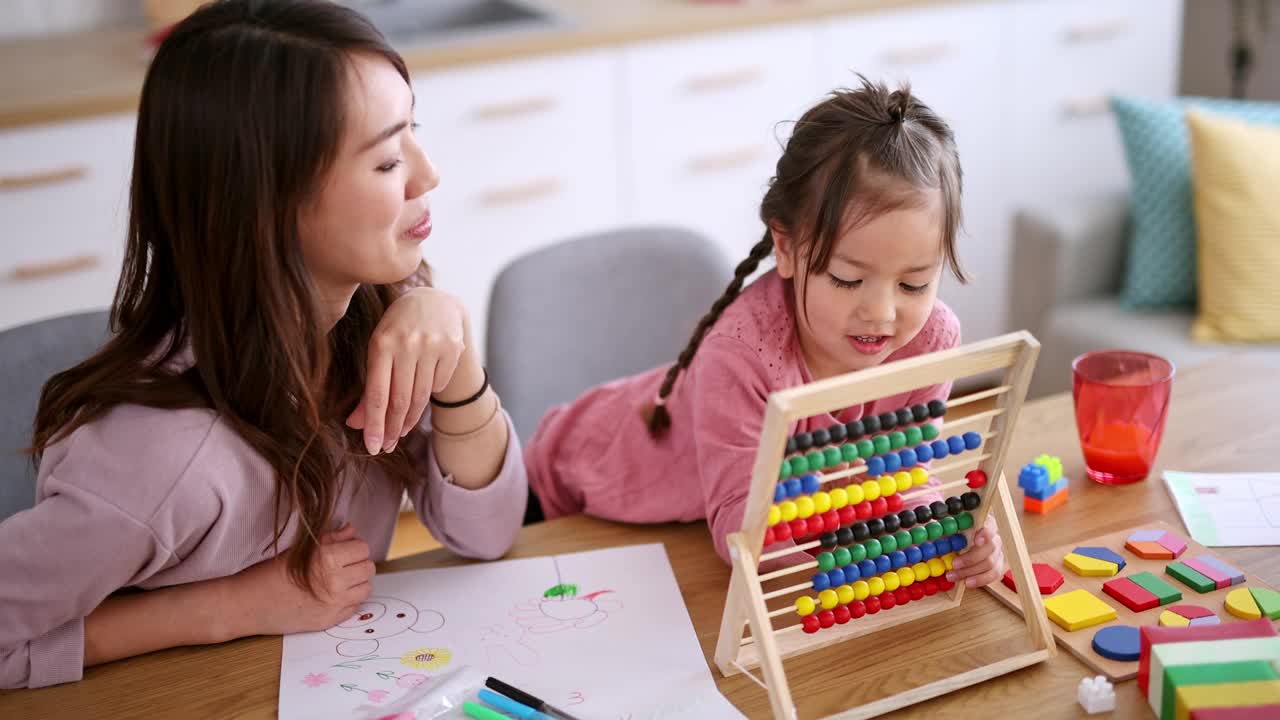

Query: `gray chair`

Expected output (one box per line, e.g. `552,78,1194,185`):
0,310,111,522
486,226,734,443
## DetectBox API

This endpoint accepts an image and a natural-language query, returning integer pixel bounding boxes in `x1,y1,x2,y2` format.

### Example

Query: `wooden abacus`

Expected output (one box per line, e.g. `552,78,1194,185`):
713,332,1058,719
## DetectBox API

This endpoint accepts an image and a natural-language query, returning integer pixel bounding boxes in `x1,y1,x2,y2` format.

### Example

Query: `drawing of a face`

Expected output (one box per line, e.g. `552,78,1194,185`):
512,590,620,634
326,596,445,657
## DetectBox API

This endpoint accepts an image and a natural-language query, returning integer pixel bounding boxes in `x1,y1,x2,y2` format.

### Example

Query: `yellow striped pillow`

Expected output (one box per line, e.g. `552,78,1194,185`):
1187,110,1280,342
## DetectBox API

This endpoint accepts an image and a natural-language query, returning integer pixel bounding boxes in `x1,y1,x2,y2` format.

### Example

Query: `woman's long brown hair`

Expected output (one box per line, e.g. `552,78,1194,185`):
32,0,425,592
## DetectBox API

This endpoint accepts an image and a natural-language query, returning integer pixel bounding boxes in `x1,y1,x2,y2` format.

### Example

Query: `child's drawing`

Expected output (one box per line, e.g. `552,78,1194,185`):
326,596,445,657
481,623,539,666
509,557,622,634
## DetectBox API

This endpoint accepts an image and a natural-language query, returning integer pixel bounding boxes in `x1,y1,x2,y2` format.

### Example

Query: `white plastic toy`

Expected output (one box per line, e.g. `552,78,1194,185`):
1077,675,1115,714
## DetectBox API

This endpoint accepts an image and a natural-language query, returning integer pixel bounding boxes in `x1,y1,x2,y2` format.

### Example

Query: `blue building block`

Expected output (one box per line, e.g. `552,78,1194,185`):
1018,463,1049,493
1024,477,1068,501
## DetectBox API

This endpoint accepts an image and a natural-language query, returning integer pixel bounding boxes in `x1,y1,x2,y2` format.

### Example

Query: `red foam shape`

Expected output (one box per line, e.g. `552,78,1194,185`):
1002,563,1065,595
1138,618,1278,694
1102,577,1160,612
1165,604,1215,620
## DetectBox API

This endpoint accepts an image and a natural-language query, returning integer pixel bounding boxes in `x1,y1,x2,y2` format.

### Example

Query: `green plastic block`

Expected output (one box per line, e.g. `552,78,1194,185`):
1253,587,1280,620
1129,571,1183,605
1166,562,1216,594
1161,660,1280,720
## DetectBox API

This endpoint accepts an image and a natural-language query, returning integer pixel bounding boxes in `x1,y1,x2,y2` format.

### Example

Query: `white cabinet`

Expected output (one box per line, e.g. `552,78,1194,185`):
0,112,135,331
412,50,622,357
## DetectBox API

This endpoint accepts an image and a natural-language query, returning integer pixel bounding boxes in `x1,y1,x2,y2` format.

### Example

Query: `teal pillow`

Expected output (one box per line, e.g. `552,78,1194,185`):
1111,96,1280,308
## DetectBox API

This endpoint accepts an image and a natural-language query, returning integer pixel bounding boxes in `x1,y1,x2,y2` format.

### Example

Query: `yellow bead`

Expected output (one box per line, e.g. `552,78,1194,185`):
913,562,930,580
819,589,839,610
861,479,881,502
868,577,885,596
878,475,897,497
883,572,900,592
943,553,955,571
911,467,930,487
795,596,816,616
837,584,855,605
893,471,912,494
795,495,815,519
768,505,782,526
845,483,865,505
852,580,870,601
829,487,849,510
928,558,946,577
779,501,798,522
898,567,916,586
813,491,832,514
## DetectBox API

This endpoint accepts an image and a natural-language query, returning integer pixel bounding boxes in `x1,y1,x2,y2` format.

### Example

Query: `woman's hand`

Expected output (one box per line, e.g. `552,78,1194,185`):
947,514,1004,588
348,286,473,455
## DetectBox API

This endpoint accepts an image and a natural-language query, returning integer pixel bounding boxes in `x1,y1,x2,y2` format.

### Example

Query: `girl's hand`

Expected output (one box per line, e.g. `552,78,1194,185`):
227,524,374,637
947,514,1004,588
348,287,472,455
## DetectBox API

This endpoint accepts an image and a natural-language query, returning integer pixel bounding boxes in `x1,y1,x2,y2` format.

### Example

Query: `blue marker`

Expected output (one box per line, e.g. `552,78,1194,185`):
478,688,554,720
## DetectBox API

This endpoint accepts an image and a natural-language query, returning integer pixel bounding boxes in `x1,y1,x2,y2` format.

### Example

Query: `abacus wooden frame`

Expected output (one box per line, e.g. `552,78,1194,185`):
712,331,1057,720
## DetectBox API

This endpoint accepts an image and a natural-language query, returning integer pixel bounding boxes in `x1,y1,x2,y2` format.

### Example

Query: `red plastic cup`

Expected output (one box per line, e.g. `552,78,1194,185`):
1072,350,1174,485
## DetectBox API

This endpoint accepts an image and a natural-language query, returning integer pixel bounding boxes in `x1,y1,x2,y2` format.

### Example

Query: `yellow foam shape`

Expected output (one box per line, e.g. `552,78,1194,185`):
1063,552,1119,577
1158,610,1191,627
1226,587,1262,620
1175,679,1280,720
1043,589,1117,632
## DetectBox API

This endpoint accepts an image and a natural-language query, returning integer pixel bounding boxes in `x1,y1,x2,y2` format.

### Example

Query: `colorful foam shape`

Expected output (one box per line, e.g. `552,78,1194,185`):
1139,620,1280,696
1024,488,1069,514
1128,539,1177,559
1176,680,1280,720
1167,562,1218,594
1157,531,1188,558
1001,562,1064,595
1104,576,1161,612
1130,529,1168,543
1250,587,1280,620
1190,615,1223,627
1160,610,1192,628
1092,624,1142,661
1195,555,1248,586
1065,552,1121,577
1073,546,1128,570
1044,589,1118,632
1161,661,1280,720
1160,606,1223,628
1183,557,1233,590
1149,638,1280,720
1190,705,1280,719
1227,588,1263,620
1131,571,1184,605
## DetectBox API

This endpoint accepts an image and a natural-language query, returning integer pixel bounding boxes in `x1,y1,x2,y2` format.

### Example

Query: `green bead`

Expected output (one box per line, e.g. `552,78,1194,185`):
910,526,928,545
849,543,867,563
905,426,923,446
841,443,859,463
857,439,875,458
921,423,939,441
779,458,792,480
834,547,852,567
880,534,898,553
864,538,882,559
790,455,808,475
957,512,974,530
889,431,906,450
941,516,958,536
926,521,943,540
873,435,891,455
896,530,913,548
806,451,825,470
823,447,842,467
817,552,836,571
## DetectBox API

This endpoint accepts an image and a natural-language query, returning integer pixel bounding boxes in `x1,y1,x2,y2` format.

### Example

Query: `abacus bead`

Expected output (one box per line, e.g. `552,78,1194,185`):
880,534,898,553
774,484,787,503
869,498,888,519
948,436,966,454
928,399,947,418
966,469,988,489
862,415,881,434
841,443,859,463
865,596,882,614
812,428,830,446
880,591,896,610
834,546,853,567
910,525,928,545
823,447,842,467
942,554,955,571
878,475,897,498
807,450,825,470
861,479,880,502
867,576,886,596
920,542,937,560
911,403,930,422
910,584,925,601
836,584,855,606
796,432,813,451
813,491,832,514
883,572,900,592
913,562,931,580
802,615,820,633
882,514,900,535
790,455,808,475
835,526,855,547
865,456,884,477
768,505,782,526
930,501,948,519
957,512,974,530
928,558,946,577
779,459,792,480
951,534,968,551
820,532,839,549
863,537,882,558
833,605,851,624
886,492,905,512
813,573,831,591
779,501,798,522
803,518,821,537
883,454,902,474
905,546,923,565
849,600,867,618
838,505,856,526
774,521,792,541
845,419,865,440
818,610,836,629
898,510,916,529
905,425,924,446
830,487,849,510
850,544,868,563
921,423,940,441
893,408,911,428
941,517,958,536
895,587,911,605
786,437,798,454
796,495,815,518
872,435,891,455
857,559,876,579
819,589,838,610
828,424,846,443
889,431,907,450
915,443,934,463
914,505,932,523
846,483,865,505
784,478,801,497
855,500,874,520
963,431,981,450
910,467,930,487
939,576,955,592
827,568,846,586
763,526,775,546
893,471,912,494
857,439,875,459
852,522,870,542
894,530,912,549
796,596,817,616
889,550,907,569
927,521,943,540
817,551,836,571
899,448,917,467
801,474,822,495
879,412,897,430
867,517,885,536
923,578,939,595
962,492,981,510
898,567,916,586
947,496,964,516
931,439,950,458
874,555,892,574
823,510,840,533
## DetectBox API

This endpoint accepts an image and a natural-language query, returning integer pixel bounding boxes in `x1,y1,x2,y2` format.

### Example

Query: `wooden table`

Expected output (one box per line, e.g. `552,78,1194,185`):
3,354,1278,719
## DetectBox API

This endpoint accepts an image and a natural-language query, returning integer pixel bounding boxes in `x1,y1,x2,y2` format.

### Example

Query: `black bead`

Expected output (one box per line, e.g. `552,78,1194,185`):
862,415,881,434
812,427,830,446
914,505,932,524
836,527,855,546
946,496,964,516
795,432,813,451
928,399,947,418
878,412,897,430
896,408,914,427
852,522,870,542
898,510,917,529
882,513,900,534
844,419,865,440
820,532,838,550
786,436,797,454
962,492,981,510
930,501,948,519
911,403,929,423
828,423,847,443
867,518,885,536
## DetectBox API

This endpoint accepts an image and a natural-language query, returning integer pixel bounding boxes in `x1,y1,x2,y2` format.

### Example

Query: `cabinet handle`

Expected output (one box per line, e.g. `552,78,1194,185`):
0,165,89,192
1064,18,1130,44
469,96,558,123
688,145,762,175
1062,96,1110,118
476,177,562,207
883,42,951,65
685,65,764,94
8,253,100,281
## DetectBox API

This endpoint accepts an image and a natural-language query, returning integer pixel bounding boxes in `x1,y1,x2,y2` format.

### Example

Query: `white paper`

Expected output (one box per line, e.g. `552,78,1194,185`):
1163,470,1280,546
279,543,744,720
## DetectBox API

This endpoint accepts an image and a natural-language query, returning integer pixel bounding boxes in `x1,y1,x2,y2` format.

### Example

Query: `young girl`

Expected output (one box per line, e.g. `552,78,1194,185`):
0,0,525,689
526,79,1004,585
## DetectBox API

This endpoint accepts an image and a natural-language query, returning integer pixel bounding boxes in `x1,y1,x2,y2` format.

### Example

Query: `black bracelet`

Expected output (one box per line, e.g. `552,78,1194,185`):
430,368,489,409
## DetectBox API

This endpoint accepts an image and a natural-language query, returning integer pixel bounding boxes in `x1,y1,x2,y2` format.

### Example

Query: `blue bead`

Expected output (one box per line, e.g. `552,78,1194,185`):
883,454,902,474
843,563,860,581
801,473,822,495
948,436,966,455
774,484,787,502
827,568,846,586
905,546,923,565
963,431,982,450
812,573,831,591
915,443,934,463
899,448,917,467
784,478,802,497
920,542,937,560
934,537,952,554
874,555,892,574
951,534,968,551
890,550,907,569
931,439,949,459
866,456,885,477
858,559,877,578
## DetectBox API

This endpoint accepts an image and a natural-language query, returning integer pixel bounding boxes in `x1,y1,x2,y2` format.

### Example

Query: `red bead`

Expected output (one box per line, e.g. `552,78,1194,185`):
838,505,857,526
849,600,867,619
886,493,904,513
870,497,888,516
801,615,820,634
939,577,955,592
806,516,825,537
822,510,840,533
923,578,938,596
895,588,911,605
774,521,792,541
833,605,852,624
790,518,809,539
966,470,988,489
818,610,836,628
909,584,925,601
865,596,882,614
855,501,873,520
763,527,775,547
880,591,896,610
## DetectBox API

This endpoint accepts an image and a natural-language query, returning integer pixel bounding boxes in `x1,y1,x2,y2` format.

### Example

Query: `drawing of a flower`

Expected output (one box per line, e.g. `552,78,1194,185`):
302,672,330,688
400,647,451,670
396,673,428,689
366,689,390,703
